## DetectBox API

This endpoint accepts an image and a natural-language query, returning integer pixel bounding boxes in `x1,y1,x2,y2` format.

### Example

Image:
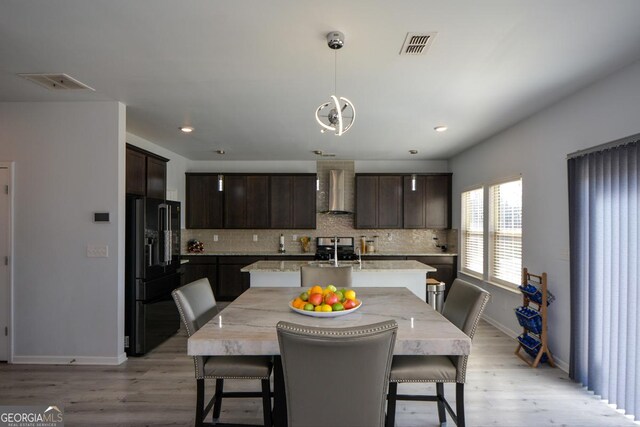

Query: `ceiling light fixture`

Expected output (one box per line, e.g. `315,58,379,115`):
216,150,225,155
409,149,418,155
180,126,194,133
434,126,448,132
315,31,356,136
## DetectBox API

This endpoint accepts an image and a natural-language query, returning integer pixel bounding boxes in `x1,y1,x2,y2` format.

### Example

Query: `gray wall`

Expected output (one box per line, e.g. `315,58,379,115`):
450,59,640,370
0,101,126,364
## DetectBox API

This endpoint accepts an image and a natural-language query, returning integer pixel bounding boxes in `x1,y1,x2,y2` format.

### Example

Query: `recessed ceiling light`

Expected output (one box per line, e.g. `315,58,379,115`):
216,150,225,155
434,126,448,132
313,150,323,155
409,150,418,155
180,126,194,133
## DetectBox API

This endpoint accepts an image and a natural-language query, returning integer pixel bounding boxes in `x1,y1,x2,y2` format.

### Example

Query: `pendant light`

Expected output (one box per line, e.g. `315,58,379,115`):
315,31,356,136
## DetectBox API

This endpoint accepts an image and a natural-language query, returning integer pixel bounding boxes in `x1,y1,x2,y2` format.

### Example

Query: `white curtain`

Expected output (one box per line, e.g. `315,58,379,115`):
568,138,639,417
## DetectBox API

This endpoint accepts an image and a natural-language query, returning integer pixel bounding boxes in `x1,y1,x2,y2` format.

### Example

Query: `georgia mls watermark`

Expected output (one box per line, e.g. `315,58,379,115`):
0,406,64,427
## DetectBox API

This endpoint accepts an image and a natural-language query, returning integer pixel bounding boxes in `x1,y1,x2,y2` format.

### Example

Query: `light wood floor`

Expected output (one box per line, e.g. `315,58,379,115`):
0,320,635,427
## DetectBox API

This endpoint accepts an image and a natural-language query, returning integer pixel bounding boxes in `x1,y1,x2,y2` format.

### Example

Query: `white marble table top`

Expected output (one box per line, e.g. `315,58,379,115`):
240,260,436,273
188,287,471,357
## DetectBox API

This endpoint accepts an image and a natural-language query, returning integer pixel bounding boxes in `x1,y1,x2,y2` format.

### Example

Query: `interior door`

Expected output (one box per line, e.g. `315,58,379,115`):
0,167,10,361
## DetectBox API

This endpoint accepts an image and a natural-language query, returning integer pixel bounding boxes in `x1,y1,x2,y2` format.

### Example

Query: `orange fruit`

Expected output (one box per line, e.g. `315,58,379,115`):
310,285,323,295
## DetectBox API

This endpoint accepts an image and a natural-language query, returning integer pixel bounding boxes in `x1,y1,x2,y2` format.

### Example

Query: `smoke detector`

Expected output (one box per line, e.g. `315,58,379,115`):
18,73,95,91
399,32,437,55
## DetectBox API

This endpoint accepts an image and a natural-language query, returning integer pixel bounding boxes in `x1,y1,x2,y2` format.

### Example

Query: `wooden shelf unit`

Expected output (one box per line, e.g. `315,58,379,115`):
515,268,555,368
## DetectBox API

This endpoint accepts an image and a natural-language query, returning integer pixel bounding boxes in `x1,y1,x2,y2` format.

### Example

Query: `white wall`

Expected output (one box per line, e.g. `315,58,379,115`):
0,101,126,364
450,59,640,370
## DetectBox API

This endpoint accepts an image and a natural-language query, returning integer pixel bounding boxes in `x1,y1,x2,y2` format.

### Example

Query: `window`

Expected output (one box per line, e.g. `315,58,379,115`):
461,188,483,276
489,178,522,286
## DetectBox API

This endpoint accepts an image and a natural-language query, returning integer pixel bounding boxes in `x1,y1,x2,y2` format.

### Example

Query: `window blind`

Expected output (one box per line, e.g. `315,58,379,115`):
490,179,522,285
461,188,483,275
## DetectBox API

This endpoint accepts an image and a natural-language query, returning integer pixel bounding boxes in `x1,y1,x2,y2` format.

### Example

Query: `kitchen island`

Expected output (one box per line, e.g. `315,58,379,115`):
241,260,435,301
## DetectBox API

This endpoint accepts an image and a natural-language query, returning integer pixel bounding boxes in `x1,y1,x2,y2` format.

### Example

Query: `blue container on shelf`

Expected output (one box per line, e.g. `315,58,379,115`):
518,283,555,306
515,306,543,334
517,333,548,363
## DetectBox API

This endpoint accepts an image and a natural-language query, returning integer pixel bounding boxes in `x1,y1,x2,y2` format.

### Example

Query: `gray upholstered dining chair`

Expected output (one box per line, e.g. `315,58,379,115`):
386,279,490,427
172,278,273,427
277,320,398,427
300,265,353,288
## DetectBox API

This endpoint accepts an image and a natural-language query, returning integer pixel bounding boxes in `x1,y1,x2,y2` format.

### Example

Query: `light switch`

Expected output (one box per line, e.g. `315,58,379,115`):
292,234,298,242
87,244,108,258
253,234,258,242
213,235,219,242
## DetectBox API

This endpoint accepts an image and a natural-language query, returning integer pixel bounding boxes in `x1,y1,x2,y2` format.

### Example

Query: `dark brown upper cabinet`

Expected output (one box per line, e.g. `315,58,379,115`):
292,175,317,229
356,173,451,229
126,148,146,196
355,175,402,229
126,144,168,199
185,173,317,230
146,156,167,199
403,175,426,228
186,174,223,229
425,174,451,229
223,175,270,229
270,175,317,229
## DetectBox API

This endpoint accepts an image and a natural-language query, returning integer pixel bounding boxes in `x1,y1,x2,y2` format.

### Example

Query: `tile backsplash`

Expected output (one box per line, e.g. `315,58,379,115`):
182,213,457,254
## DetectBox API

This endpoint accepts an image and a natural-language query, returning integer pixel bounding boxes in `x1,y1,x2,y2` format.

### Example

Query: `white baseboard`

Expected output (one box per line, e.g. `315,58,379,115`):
481,314,570,373
12,352,127,366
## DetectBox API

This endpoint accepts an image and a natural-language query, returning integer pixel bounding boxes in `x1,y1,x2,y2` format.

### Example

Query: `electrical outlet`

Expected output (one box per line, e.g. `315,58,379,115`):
213,235,219,242
292,234,298,241
253,234,258,242
87,244,108,258
387,233,392,241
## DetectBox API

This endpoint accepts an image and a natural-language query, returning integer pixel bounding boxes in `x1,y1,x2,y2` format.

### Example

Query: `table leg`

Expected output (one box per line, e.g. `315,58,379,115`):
273,356,287,427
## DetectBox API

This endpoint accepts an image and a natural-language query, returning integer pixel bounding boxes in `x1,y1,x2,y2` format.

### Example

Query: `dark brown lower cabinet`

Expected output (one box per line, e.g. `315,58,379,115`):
181,256,218,296
217,256,264,301
407,256,458,299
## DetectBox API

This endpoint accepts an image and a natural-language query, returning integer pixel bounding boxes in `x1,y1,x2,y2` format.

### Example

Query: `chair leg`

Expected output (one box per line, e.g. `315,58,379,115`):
261,378,272,427
436,382,447,427
196,379,205,427
386,382,397,427
212,378,224,421
456,383,465,427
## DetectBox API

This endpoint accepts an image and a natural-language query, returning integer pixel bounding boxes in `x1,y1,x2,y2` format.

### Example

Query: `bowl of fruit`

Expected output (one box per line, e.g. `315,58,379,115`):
290,285,361,318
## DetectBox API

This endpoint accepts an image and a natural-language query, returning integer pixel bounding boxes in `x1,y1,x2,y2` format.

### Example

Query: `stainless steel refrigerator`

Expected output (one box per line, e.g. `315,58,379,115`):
125,196,181,356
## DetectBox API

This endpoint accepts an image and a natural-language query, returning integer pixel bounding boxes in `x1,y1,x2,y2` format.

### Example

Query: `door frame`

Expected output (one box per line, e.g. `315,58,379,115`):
0,162,14,362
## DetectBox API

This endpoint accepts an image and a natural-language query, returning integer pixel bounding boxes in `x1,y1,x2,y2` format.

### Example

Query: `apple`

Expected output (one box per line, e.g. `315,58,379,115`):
299,291,309,301
334,291,344,302
304,303,314,311
308,293,323,306
324,292,339,306
343,299,356,310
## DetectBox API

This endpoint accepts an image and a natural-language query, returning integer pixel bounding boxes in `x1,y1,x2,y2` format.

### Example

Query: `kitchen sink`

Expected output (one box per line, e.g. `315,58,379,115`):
307,260,361,268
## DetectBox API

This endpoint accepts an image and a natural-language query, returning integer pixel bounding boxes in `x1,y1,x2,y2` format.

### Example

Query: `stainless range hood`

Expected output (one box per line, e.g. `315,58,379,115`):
324,169,351,214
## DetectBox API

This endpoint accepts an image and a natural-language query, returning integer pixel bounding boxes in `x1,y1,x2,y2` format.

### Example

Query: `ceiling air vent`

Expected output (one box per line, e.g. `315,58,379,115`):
399,32,437,56
18,73,95,91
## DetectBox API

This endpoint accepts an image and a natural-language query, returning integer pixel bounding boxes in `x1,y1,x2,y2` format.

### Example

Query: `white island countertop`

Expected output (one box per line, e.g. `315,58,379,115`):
240,259,435,273
242,260,435,301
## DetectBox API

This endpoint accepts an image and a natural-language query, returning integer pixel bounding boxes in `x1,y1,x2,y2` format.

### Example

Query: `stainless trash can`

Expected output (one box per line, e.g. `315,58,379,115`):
426,280,446,313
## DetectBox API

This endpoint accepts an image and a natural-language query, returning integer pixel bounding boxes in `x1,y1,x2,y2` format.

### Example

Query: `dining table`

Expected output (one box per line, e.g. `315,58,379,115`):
188,286,471,427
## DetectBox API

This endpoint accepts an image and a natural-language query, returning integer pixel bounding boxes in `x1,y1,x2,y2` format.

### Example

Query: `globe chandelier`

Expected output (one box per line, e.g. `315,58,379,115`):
315,31,356,136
